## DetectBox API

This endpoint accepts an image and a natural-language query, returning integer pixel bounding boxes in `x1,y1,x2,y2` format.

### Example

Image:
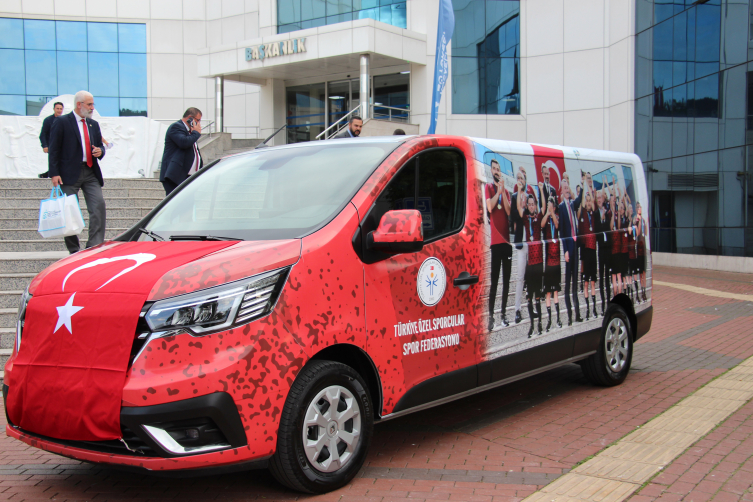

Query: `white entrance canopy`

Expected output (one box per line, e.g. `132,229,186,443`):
197,19,427,83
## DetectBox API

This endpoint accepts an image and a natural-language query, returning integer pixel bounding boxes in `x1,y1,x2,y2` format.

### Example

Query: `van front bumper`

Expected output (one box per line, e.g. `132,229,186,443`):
4,386,269,474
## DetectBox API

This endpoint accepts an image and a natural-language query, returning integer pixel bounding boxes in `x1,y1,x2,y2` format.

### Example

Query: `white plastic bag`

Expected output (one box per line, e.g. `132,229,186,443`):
38,187,67,238
62,192,85,236
38,187,86,238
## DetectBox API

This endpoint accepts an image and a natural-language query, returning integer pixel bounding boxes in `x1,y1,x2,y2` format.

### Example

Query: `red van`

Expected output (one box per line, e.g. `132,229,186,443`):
4,135,652,493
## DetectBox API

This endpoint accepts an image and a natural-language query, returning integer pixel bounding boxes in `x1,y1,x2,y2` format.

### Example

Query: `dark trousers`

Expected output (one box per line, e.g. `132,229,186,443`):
60,166,106,255
564,246,580,315
488,243,512,321
598,244,611,304
162,178,179,196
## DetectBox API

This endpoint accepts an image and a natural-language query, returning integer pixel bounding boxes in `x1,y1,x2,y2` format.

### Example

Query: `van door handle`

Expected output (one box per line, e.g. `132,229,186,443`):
453,271,478,290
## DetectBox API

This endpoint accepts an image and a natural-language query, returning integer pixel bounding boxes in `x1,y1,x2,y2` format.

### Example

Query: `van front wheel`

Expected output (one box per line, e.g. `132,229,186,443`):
580,304,632,386
269,360,373,493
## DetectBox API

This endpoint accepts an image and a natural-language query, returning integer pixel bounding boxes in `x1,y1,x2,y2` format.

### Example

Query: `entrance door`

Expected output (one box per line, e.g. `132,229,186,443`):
328,80,350,130
362,149,480,414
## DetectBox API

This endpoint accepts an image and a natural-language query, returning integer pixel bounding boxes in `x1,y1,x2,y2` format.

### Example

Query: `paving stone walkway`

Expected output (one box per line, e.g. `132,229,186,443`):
1,265,752,501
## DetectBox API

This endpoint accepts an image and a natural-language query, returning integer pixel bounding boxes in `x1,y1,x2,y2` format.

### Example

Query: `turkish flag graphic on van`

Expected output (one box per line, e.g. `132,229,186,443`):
6,241,237,441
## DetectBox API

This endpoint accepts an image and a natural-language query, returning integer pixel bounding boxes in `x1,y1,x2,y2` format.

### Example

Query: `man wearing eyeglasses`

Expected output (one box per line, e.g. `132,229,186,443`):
160,107,203,196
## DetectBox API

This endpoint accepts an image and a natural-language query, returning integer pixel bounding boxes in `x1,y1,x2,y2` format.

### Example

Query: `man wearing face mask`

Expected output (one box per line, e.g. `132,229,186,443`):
485,159,512,330
48,90,107,254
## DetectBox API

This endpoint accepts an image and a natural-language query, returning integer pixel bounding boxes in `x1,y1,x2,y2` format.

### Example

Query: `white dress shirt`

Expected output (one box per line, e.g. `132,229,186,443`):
74,110,88,162
183,121,200,175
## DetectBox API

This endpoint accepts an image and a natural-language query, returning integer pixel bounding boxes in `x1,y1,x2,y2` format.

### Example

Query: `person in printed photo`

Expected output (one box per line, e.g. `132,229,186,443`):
595,178,613,315
541,195,562,331
635,202,648,302
510,166,536,324
558,177,583,325
626,200,638,303
485,159,512,330
577,190,598,320
538,162,557,214
607,177,624,295
519,193,543,337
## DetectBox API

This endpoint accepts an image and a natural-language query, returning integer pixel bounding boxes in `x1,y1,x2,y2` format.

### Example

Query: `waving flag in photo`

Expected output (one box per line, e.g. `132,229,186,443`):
428,0,455,135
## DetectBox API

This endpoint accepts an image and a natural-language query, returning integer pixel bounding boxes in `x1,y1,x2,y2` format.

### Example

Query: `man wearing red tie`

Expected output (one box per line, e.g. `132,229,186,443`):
48,90,107,255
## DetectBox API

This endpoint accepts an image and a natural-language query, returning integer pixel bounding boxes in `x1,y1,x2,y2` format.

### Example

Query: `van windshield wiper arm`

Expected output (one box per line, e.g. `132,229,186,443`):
137,227,166,242
169,235,241,241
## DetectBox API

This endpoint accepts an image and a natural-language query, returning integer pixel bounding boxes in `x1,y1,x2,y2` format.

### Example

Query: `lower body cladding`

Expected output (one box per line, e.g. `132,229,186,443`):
3,388,270,473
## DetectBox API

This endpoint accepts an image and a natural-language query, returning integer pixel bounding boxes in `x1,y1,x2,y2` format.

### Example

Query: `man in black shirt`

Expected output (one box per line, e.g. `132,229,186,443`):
38,101,64,178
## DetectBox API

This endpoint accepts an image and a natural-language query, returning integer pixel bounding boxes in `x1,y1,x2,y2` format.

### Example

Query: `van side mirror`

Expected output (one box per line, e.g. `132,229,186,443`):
366,209,424,254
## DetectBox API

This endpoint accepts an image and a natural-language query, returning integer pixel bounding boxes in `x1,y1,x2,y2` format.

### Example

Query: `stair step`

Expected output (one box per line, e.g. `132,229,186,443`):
0,251,68,274
0,291,23,309
0,207,152,219
0,307,18,328
0,274,36,291
0,178,164,189
0,197,161,209
0,239,122,252
1,328,15,349
0,217,142,230
0,187,165,199
0,228,128,241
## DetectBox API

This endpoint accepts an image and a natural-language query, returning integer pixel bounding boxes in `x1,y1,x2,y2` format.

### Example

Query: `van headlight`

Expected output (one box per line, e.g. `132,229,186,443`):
16,286,31,354
145,267,289,336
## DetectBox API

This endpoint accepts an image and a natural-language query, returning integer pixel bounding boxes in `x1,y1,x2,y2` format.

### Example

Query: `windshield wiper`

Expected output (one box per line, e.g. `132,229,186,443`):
169,235,241,241
137,228,166,242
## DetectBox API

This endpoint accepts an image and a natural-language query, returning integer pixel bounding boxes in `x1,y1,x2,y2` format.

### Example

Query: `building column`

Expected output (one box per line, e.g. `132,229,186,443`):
259,79,286,145
360,54,370,119
215,76,224,133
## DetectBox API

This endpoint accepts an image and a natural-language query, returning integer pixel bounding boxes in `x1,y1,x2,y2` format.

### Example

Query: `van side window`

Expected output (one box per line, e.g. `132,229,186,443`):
370,150,465,243
417,150,465,240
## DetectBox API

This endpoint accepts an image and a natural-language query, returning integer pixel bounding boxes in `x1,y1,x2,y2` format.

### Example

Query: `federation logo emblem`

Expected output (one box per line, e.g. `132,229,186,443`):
417,257,446,307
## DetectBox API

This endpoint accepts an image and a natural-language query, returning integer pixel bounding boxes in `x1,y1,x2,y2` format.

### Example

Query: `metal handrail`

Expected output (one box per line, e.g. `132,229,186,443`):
316,104,362,140
371,104,410,122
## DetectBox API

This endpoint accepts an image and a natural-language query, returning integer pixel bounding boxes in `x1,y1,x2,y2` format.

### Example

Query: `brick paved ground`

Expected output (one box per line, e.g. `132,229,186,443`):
628,400,753,502
0,265,751,501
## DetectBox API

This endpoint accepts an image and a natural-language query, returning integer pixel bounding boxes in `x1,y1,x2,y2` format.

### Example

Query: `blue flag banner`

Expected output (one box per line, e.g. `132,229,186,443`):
428,0,455,135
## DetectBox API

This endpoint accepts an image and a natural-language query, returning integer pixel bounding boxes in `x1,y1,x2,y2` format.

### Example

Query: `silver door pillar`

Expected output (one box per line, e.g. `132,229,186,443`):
215,76,224,133
360,54,370,119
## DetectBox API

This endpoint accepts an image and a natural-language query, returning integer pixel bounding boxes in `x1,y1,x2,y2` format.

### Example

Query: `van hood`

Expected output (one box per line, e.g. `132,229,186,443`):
7,239,301,441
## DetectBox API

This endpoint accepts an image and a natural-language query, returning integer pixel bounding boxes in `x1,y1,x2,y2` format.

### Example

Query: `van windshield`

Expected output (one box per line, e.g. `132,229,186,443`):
144,141,400,241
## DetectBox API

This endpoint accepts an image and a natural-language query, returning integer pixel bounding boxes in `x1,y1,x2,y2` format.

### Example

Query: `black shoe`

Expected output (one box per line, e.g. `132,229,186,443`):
528,324,534,338
576,314,584,322
38,171,50,179
567,314,573,326
585,306,590,320
488,318,494,331
515,310,522,324
546,318,552,332
501,314,509,327
556,319,563,328
538,321,543,335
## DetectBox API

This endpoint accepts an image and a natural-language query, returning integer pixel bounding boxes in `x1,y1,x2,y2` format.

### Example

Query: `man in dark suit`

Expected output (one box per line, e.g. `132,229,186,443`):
48,91,107,254
333,116,363,138
558,178,583,325
160,108,203,196
37,101,64,178
537,162,557,214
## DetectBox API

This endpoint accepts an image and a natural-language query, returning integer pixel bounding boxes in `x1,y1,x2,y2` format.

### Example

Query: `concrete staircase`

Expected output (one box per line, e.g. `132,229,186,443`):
0,177,164,379
197,133,263,164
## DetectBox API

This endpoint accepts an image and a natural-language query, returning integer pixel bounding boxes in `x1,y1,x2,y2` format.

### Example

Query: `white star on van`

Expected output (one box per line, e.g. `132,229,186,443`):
55,293,84,334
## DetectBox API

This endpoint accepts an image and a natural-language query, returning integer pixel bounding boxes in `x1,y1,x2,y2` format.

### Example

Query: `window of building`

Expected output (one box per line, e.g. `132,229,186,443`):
0,18,147,117
635,0,752,257
451,0,520,115
277,0,407,34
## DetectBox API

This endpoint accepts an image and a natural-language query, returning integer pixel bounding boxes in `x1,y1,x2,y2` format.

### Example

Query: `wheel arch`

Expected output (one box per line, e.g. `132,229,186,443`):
609,294,636,340
310,344,382,420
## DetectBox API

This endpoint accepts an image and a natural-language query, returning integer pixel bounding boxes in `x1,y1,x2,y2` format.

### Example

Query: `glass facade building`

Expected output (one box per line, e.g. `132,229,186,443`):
0,18,147,117
277,0,407,33
451,0,520,115
635,0,752,256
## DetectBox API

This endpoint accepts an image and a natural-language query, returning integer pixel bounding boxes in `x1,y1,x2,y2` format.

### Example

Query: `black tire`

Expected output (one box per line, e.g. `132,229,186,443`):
580,304,633,386
269,359,373,493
